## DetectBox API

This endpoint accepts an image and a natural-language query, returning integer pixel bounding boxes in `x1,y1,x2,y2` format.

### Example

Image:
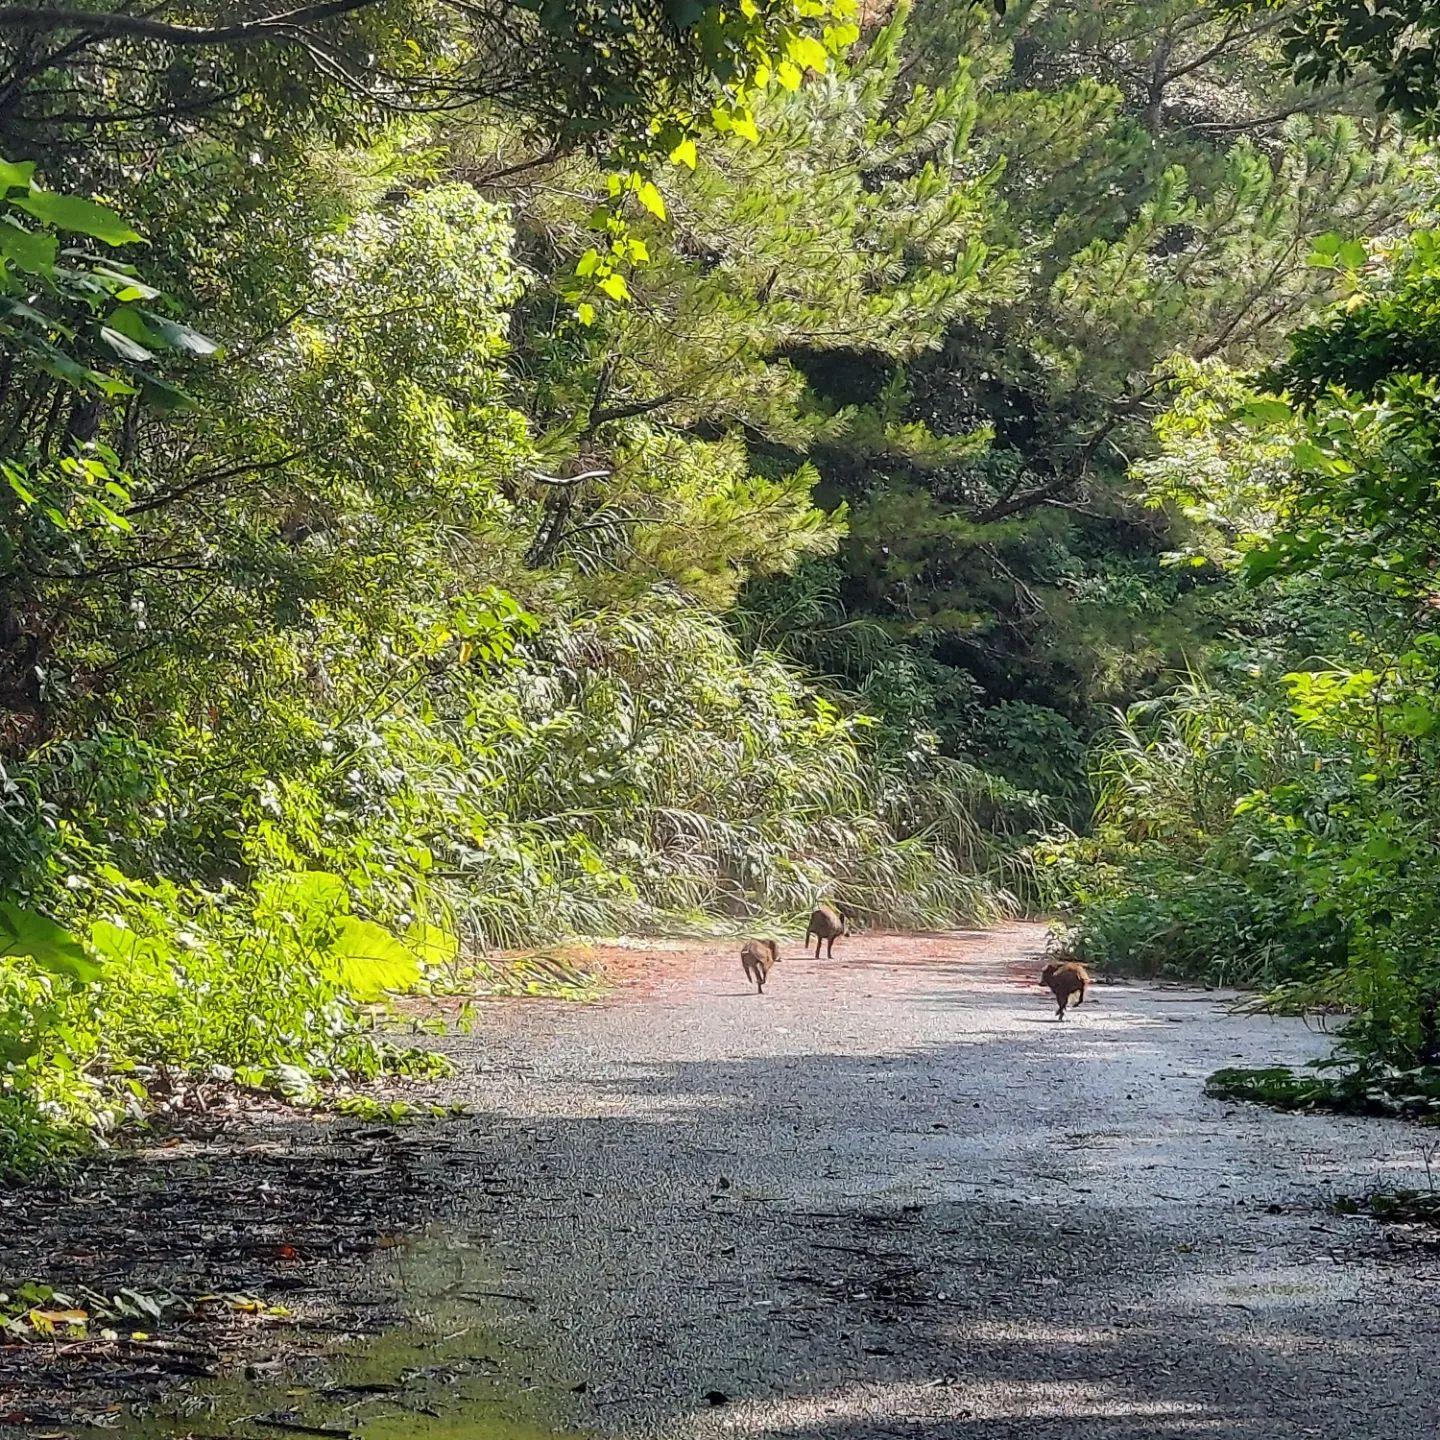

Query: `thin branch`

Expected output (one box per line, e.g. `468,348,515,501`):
589,393,680,428
0,0,379,45
27,553,212,581
123,451,304,517
526,467,611,487
457,144,564,189
1161,14,1284,87
1189,84,1367,135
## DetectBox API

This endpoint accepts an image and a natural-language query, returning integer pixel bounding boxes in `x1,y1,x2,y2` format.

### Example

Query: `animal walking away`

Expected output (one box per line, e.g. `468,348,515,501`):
740,939,780,994
805,904,847,959
1040,960,1089,1020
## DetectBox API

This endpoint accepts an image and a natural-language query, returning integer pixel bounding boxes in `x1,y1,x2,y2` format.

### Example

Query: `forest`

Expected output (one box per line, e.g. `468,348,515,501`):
3,0,1440,1173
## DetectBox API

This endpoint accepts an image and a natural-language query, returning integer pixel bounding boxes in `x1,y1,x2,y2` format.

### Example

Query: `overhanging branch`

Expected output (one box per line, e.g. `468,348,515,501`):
0,0,379,45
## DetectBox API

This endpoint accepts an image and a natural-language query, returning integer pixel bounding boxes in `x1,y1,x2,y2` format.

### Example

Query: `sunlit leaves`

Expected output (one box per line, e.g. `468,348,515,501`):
0,903,99,985
12,190,142,246
635,179,667,219
565,0,862,318
0,220,56,274
1307,232,1368,271
0,159,35,192
0,158,215,411
330,916,422,1001
4,442,134,533
1254,0,1440,134
784,31,830,73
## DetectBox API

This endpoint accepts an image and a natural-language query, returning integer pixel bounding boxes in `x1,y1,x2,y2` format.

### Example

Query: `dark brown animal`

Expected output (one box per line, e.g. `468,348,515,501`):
805,905,847,959
1040,960,1089,1020
740,938,780,994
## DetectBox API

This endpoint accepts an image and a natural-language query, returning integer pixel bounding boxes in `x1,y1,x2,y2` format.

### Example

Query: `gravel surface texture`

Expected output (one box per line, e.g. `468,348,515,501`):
406,921,1440,1438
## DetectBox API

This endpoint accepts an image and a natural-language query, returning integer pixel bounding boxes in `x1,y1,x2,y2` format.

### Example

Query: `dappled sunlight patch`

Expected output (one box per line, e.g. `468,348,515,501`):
716,1377,1216,1432
945,1317,1142,1347
1164,1263,1364,1313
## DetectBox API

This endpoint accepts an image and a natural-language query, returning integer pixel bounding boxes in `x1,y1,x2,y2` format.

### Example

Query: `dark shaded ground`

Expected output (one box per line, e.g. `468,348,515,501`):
6,924,1440,1438
0,1103,455,1430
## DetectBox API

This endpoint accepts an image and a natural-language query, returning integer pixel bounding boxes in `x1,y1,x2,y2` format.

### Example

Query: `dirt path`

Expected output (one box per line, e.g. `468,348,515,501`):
14,923,1440,1437
398,922,1440,1438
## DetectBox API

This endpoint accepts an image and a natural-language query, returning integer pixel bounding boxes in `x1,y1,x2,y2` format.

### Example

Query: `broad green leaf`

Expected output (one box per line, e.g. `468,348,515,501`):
1238,397,1291,427
669,137,698,168
730,108,760,144
0,158,36,193
0,219,56,275
635,180,667,220
106,306,164,349
99,325,154,363
785,33,829,72
89,920,162,969
13,190,142,246
599,272,631,301
406,920,459,968
0,901,101,984
1239,542,1284,585
33,342,99,389
87,266,161,302
576,301,596,325
1,462,36,504
264,868,349,919
133,309,219,357
329,917,421,1000
135,372,196,411
776,60,803,89
574,247,602,278
1337,239,1368,269
0,295,58,328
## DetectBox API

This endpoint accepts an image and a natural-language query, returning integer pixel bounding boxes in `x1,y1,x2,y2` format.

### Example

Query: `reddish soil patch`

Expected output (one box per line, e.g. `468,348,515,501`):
554,923,1050,1001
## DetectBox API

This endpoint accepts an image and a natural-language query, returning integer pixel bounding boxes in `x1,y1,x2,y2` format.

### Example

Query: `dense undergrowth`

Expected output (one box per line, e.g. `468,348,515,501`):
1036,681,1344,990
1042,276,1440,1094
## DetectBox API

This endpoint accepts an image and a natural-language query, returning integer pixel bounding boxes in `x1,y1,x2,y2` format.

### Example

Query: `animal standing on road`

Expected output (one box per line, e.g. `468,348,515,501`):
740,938,780,994
805,904,847,959
1040,960,1089,1020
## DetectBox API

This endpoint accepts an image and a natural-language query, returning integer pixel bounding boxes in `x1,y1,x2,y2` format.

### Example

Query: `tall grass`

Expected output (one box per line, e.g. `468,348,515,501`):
0,594,1036,1172
363,600,1038,947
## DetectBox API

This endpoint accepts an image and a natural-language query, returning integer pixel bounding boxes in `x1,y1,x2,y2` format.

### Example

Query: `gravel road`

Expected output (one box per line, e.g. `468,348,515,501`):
401,921,1440,1439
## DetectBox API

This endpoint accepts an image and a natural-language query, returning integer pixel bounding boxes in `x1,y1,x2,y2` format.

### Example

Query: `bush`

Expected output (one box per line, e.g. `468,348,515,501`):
1037,681,1346,988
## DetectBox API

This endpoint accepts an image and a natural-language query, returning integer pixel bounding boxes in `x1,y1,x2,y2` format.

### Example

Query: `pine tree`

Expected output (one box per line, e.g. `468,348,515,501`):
743,0,1422,803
